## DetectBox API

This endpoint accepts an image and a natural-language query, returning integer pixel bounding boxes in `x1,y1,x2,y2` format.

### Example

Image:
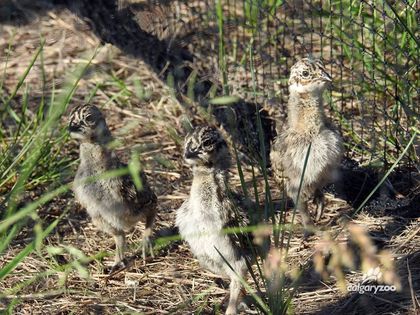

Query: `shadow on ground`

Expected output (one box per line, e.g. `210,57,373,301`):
1,0,275,164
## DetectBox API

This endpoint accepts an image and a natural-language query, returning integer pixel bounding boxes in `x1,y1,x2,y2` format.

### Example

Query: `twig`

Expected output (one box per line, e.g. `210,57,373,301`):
396,226,420,252
366,293,411,311
406,259,419,312
1,289,65,300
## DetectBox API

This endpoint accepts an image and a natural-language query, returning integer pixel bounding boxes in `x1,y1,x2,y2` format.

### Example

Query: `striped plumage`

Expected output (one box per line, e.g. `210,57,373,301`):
289,58,331,84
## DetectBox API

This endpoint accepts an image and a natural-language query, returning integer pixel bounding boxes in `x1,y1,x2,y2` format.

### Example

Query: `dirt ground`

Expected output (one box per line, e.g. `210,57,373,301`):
0,1,419,314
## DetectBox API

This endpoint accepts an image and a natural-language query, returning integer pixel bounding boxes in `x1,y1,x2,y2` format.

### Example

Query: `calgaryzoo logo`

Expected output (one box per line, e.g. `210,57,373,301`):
347,267,397,294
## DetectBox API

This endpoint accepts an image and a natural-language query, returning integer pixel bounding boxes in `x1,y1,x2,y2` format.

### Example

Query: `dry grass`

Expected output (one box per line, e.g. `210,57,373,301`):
0,2,419,314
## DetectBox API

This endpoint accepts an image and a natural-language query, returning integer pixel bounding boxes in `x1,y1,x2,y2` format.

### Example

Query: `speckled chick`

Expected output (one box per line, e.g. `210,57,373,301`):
69,104,157,272
270,58,343,235
176,126,252,315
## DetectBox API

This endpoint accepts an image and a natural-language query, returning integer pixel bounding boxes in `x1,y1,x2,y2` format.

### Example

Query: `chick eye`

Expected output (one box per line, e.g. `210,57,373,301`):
202,139,214,147
302,70,309,77
85,115,95,123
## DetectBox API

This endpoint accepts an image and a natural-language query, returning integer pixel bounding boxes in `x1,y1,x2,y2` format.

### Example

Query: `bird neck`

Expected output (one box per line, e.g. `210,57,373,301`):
192,165,228,179
191,165,229,190
287,90,326,133
95,128,113,145
79,142,113,166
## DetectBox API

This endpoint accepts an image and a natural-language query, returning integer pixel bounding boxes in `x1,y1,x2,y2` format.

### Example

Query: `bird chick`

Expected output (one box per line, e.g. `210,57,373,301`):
69,104,157,272
176,126,253,315
270,58,343,235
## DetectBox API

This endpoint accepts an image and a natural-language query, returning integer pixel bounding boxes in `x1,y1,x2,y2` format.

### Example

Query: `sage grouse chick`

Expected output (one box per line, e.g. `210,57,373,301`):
176,126,252,315
69,104,157,272
270,58,343,235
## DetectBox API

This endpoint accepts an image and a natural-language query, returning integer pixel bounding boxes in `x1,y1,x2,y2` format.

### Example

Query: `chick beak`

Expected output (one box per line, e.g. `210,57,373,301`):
69,123,81,133
185,150,199,159
320,70,332,82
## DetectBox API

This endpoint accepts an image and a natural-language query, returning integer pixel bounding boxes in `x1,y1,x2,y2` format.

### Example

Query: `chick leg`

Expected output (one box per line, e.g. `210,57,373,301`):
298,198,314,238
313,188,325,222
109,231,126,274
226,278,241,315
289,184,314,238
141,207,157,263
